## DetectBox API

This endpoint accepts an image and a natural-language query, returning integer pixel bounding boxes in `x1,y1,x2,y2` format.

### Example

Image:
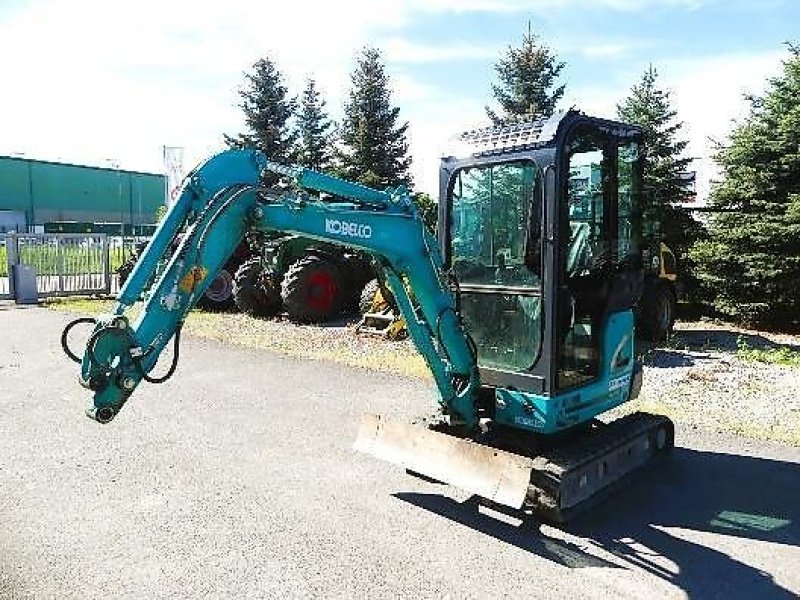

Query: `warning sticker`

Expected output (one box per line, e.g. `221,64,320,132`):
179,266,208,293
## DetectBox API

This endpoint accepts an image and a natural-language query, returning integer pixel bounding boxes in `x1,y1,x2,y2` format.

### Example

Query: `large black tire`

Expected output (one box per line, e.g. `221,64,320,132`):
637,280,676,342
281,255,346,323
196,267,236,311
233,257,282,317
359,279,381,315
116,255,138,288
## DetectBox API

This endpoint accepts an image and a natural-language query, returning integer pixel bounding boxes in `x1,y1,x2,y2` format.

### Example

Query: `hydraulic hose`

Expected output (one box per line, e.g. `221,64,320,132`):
63,316,181,385
60,317,97,363
133,325,182,384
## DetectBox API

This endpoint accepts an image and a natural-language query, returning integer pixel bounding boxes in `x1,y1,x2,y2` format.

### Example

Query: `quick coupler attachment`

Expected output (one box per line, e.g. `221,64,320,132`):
78,315,138,424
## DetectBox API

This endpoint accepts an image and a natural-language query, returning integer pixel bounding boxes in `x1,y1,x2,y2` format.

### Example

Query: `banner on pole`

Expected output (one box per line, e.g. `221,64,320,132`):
162,146,186,208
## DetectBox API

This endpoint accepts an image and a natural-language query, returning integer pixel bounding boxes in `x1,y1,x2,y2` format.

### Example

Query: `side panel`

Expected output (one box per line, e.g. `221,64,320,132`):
493,309,636,434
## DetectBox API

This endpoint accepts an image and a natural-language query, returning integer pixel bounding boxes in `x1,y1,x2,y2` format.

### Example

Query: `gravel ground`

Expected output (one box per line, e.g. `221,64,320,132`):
617,322,800,445
48,299,800,445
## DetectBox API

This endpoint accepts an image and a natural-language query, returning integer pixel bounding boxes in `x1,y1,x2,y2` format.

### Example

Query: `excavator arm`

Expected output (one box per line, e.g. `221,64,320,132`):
66,150,479,427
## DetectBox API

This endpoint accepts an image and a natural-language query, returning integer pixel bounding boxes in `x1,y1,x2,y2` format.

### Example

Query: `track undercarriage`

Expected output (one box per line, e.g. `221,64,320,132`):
355,412,674,524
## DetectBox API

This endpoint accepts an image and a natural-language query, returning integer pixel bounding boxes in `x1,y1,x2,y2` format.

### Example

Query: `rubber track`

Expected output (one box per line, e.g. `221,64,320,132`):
524,412,674,524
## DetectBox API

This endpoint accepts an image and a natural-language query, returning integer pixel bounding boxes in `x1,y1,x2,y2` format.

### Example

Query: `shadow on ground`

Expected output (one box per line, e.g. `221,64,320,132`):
673,329,800,353
395,447,799,598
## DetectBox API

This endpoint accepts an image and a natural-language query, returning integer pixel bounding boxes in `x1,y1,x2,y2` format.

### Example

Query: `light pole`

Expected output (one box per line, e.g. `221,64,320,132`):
106,158,124,245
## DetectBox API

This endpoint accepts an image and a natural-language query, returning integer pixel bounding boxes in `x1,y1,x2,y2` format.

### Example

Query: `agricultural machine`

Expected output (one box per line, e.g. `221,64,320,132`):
63,110,674,523
232,233,373,322
118,231,373,321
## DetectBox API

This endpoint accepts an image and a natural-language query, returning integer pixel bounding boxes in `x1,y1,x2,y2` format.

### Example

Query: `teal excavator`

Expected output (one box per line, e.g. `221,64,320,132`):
62,111,673,523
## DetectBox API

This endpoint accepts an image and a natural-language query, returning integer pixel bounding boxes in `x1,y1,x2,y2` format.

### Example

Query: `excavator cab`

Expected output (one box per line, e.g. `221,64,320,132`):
437,111,646,431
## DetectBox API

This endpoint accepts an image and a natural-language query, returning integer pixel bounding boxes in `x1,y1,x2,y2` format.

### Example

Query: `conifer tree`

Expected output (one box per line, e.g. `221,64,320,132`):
690,46,800,325
412,192,437,231
487,24,566,124
224,57,297,163
296,78,334,171
337,47,412,189
617,66,694,206
617,66,703,289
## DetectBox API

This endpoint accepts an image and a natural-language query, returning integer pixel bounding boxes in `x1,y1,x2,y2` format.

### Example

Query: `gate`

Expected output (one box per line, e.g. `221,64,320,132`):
2,233,111,299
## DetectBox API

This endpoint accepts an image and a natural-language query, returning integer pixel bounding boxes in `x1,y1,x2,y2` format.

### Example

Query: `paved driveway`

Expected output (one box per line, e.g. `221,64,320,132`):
1,306,799,598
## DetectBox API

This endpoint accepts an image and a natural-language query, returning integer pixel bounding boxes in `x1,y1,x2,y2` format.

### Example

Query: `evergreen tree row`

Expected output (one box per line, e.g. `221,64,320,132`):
225,31,799,327
488,28,703,293
225,48,411,190
690,45,800,326
490,31,800,327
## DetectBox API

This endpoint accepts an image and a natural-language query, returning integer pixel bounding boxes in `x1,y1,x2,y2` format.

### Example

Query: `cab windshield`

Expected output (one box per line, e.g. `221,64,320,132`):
449,160,542,372
450,161,540,287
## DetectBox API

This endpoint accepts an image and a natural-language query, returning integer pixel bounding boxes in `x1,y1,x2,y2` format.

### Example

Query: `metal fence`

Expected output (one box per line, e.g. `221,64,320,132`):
0,235,11,300
1,233,117,300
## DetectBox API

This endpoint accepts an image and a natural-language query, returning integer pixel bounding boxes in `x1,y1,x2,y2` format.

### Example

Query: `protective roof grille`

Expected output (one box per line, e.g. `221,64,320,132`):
456,115,556,156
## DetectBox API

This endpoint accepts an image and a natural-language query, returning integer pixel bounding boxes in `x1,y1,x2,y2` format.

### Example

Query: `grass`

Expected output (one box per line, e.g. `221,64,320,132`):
737,336,800,367
47,297,430,380
48,297,800,446
611,395,800,447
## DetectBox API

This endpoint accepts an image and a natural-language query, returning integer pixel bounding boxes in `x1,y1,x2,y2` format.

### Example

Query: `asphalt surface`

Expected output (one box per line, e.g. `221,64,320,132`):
1,305,799,599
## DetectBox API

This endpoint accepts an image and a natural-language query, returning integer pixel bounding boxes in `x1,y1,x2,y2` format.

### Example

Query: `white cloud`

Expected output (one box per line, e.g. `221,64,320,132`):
406,0,706,13
0,0,779,203
0,0,502,190
659,51,783,200
580,43,631,59
405,96,488,194
0,0,402,172
385,38,499,64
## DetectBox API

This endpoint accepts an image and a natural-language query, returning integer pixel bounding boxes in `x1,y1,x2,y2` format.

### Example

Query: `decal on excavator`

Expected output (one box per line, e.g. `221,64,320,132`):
325,218,372,240
608,374,631,393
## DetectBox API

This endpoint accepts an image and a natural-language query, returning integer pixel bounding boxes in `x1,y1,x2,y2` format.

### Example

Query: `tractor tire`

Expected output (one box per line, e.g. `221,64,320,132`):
196,267,236,311
281,255,345,323
116,255,138,288
359,279,381,315
233,257,282,317
637,280,676,342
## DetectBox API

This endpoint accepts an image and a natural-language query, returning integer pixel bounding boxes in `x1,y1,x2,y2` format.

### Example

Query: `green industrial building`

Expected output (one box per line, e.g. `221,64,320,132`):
0,155,166,234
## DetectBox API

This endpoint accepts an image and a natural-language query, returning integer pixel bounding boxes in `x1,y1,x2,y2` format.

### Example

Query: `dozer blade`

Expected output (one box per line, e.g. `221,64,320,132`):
355,412,675,524
354,414,535,509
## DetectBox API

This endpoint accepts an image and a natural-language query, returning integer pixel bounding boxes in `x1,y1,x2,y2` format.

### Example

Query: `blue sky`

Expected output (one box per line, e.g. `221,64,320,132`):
0,0,797,198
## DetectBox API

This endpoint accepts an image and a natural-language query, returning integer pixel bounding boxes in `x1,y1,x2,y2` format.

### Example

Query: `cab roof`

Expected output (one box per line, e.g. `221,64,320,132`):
444,110,643,160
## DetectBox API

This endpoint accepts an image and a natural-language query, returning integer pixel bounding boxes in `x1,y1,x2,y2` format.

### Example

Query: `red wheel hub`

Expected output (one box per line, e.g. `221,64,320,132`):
306,270,338,312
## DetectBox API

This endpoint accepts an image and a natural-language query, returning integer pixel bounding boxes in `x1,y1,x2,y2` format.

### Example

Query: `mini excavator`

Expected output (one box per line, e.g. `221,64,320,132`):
62,110,673,523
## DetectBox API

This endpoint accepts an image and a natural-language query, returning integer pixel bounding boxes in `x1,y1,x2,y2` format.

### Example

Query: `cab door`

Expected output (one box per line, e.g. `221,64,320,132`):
448,160,544,380
556,126,643,390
